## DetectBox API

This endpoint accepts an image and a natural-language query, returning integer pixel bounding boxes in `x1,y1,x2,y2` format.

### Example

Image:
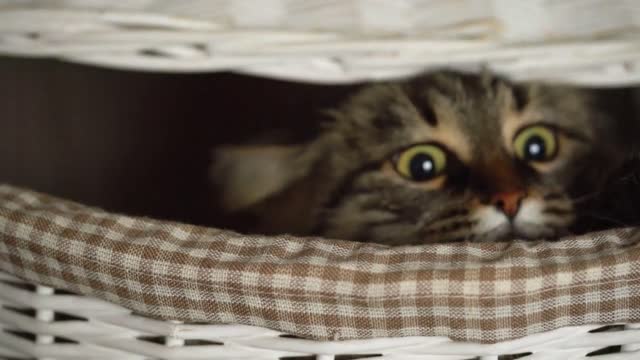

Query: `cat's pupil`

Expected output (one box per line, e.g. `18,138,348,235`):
525,135,546,160
409,153,436,181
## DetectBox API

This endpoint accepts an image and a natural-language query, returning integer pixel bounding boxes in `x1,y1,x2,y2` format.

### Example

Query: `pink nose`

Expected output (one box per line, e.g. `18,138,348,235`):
491,191,526,218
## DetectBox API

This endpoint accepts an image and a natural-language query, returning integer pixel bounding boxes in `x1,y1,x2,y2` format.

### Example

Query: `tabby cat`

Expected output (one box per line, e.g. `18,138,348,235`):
211,71,637,245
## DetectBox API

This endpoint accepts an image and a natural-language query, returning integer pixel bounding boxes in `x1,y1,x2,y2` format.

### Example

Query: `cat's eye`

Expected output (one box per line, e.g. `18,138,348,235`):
513,125,557,162
394,144,447,181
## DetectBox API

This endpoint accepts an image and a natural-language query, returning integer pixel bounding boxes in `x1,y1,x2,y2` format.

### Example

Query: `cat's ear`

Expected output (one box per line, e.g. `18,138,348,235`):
317,108,343,129
210,144,315,212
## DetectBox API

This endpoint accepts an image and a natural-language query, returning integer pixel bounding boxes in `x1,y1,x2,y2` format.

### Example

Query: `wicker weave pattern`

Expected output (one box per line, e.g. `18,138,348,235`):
1,184,640,345
1,0,640,84
1,273,639,360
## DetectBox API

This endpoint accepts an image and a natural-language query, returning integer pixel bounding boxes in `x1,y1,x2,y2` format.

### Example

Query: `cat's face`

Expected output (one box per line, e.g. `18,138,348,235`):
212,72,632,245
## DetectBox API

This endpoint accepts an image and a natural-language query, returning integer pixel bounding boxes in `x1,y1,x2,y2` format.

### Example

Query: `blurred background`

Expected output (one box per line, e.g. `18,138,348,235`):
0,55,357,227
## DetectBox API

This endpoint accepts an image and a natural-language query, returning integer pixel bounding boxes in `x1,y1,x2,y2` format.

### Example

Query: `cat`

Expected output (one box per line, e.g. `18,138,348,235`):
210,71,638,245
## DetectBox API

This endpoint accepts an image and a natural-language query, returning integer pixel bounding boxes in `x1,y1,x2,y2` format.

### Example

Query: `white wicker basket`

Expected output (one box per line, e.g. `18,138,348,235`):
2,2,640,360
1,0,640,85
1,270,639,360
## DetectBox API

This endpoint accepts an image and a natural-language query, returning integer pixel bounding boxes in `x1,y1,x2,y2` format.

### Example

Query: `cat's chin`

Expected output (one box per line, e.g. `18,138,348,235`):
476,223,561,242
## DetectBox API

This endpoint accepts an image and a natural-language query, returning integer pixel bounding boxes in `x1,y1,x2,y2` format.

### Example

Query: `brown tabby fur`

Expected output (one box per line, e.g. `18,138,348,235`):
211,71,637,245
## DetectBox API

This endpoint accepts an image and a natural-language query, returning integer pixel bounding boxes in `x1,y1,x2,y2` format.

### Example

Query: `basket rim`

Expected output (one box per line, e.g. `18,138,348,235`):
1,183,639,343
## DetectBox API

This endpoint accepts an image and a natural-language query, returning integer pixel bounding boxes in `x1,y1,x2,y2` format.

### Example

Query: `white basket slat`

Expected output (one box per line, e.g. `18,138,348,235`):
0,279,129,315
1,0,640,85
96,314,281,340
0,332,146,360
0,338,29,359
1,271,639,360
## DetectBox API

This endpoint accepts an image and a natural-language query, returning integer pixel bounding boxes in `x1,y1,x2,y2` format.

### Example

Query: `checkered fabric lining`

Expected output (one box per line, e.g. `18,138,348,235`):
0,184,639,343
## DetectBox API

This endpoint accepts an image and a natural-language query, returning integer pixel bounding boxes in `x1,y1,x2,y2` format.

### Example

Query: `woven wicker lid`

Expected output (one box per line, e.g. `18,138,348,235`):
0,0,639,85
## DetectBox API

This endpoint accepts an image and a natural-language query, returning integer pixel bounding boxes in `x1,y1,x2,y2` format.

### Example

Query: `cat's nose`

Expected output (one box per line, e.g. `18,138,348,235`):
491,191,526,219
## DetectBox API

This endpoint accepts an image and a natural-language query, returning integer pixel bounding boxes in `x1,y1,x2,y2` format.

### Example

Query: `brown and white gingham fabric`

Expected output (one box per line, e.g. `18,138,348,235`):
1,184,639,343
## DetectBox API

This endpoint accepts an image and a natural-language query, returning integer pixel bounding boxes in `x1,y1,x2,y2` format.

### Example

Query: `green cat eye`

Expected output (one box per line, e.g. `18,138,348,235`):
395,144,447,181
513,125,557,162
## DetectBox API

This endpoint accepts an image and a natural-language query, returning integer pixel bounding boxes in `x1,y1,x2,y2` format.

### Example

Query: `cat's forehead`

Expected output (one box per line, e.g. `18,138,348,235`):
404,72,509,138
402,72,594,136
330,72,513,161
330,71,593,163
